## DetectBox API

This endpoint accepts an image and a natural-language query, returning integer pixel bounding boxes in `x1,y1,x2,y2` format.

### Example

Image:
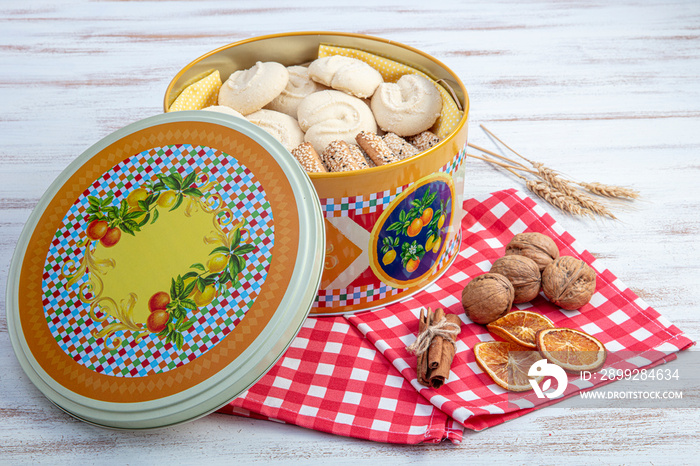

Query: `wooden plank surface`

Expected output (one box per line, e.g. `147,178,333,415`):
1,0,698,463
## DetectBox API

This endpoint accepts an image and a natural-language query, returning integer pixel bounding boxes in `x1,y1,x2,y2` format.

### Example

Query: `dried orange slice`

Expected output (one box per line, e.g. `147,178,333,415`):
535,328,606,372
487,310,555,349
473,341,543,392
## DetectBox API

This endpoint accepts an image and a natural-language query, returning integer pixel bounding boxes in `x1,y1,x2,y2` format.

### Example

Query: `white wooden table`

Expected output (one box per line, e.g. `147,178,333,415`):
1,1,698,463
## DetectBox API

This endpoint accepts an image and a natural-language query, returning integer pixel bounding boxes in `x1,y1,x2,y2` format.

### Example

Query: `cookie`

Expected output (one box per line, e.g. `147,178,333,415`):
308,55,383,99
348,143,376,168
322,140,370,172
356,131,399,166
371,74,442,137
200,105,246,119
265,65,326,117
297,90,377,153
246,109,304,152
407,130,441,151
382,132,419,160
218,61,289,115
291,142,327,173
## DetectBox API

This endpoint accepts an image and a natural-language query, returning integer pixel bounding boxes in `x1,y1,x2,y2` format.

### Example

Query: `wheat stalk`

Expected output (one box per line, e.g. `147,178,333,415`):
525,180,590,217
467,151,590,217
532,164,617,219
469,125,638,220
576,181,640,200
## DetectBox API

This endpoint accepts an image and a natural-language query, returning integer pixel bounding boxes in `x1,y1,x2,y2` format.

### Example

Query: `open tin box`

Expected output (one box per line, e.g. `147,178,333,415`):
165,32,470,315
6,32,468,429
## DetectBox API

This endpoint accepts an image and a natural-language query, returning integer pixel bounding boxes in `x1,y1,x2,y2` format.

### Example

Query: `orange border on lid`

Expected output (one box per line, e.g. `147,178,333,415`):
18,121,300,403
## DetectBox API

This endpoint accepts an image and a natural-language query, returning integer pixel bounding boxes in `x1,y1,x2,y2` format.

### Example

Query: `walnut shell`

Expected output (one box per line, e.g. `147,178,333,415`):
461,273,514,324
490,255,541,303
542,256,596,310
505,232,559,272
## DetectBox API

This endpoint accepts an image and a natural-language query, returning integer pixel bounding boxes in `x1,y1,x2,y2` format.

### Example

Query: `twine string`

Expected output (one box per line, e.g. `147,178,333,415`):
405,317,461,356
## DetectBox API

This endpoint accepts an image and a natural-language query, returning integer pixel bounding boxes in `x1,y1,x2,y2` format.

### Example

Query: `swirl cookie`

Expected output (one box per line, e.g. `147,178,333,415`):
370,74,442,137
297,90,377,153
200,105,246,119
246,109,304,152
308,56,383,99
265,66,326,117
218,61,289,115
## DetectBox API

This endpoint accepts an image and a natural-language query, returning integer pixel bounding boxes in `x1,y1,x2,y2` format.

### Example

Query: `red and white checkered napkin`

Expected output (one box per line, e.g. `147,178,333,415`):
219,315,464,444
348,189,695,431
220,189,694,441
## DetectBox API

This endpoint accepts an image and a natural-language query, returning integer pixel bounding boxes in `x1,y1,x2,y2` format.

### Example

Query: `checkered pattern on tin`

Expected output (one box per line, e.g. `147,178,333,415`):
320,187,404,218
314,283,404,308
312,233,457,308
440,143,467,176
437,231,462,271
41,144,275,377
315,145,467,306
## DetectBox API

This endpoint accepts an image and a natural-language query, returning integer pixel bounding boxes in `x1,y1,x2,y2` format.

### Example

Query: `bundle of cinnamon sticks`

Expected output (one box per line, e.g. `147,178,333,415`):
415,308,462,389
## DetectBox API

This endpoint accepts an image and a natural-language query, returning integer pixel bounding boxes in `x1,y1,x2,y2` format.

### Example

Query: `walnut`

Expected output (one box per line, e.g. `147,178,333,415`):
505,232,560,272
542,256,596,310
490,255,541,303
461,273,514,324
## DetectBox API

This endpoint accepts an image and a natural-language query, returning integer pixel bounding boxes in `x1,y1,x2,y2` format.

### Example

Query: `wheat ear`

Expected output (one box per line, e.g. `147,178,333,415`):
469,150,591,217
576,181,640,200
532,164,617,219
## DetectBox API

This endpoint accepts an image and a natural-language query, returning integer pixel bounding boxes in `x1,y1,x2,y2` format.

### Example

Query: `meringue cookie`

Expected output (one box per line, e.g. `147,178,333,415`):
218,61,289,115
370,74,442,137
308,56,383,99
200,105,246,119
246,109,304,152
264,66,326,117
297,90,377,153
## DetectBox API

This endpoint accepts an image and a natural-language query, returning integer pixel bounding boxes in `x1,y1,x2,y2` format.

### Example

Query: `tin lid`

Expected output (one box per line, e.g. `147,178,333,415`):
6,111,324,429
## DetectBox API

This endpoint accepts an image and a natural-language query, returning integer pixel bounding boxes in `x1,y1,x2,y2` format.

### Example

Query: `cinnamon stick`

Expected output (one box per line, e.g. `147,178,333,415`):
427,308,445,369
428,314,462,389
417,308,432,386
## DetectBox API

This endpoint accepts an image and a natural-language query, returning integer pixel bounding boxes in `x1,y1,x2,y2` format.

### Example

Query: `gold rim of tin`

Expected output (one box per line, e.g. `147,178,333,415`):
163,31,470,180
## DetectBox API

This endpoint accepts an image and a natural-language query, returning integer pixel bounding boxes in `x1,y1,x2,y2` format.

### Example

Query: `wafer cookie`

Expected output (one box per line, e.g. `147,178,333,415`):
291,142,327,173
382,132,419,160
322,140,370,172
356,131,399,166
348,143,376,167
407,130,440,151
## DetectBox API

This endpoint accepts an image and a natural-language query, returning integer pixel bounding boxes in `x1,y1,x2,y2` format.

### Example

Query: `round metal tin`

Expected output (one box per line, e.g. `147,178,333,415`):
164,32,470,315
6,111,324,429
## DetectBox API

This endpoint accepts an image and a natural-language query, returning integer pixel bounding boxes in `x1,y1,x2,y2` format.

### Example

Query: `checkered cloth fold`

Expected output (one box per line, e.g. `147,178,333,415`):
220,189,694,443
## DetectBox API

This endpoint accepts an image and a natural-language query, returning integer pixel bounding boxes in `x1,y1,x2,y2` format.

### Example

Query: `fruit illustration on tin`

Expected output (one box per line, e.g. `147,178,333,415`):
437,212,446,229
380,236,400,265
431,236,442,254
63,167,257,351
370,173,454,289
421,208,433,226
423,200,447,254
86,220,109,241
401,240,425,273
425,232,439,252
406,218,423,237
148,291,170,312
